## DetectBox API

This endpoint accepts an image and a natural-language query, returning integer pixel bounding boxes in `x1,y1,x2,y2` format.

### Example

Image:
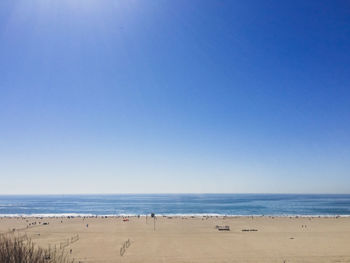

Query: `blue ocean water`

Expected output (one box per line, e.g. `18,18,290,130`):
0,194,349,216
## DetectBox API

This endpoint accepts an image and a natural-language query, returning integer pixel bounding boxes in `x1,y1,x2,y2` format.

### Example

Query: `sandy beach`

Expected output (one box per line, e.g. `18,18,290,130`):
1,216,350,262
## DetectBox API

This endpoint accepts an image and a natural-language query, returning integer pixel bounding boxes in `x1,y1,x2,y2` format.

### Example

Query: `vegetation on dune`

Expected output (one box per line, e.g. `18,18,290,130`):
0,234,73,263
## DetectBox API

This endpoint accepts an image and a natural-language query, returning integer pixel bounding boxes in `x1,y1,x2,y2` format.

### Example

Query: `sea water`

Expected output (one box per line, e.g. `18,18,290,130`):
0,194,349,217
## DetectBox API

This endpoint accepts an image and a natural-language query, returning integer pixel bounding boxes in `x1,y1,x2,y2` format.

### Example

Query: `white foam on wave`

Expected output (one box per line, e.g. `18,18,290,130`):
0,213,95,218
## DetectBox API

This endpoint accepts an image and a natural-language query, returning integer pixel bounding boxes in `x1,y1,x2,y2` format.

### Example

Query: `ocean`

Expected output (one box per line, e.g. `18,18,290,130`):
0,194,349,217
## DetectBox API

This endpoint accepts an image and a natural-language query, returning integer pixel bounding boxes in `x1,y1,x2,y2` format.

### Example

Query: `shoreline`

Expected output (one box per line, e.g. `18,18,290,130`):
0,214,348,218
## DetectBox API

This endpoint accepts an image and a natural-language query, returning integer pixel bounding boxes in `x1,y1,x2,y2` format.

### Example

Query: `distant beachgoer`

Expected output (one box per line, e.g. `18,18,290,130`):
70,249,72,254
86,224,89,228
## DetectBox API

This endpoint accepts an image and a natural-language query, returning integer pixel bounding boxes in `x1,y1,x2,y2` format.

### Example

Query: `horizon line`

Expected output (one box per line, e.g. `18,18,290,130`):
1,192,350,196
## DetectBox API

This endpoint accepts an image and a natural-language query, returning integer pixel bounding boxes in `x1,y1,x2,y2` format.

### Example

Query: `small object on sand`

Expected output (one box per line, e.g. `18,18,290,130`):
242,229,258,232
217,225,230,231
290,237,294,239
123,218,129,222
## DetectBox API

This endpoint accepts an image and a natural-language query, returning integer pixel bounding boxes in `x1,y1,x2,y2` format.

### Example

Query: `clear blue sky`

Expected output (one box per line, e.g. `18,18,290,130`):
1,0,349,194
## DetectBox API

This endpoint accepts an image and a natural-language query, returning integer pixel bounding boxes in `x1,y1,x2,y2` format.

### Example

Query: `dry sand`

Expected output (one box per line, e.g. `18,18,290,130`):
1,216,350,262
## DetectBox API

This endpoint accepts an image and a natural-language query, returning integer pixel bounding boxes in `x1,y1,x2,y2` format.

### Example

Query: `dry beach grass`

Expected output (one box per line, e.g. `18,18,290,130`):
0,234,73,263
